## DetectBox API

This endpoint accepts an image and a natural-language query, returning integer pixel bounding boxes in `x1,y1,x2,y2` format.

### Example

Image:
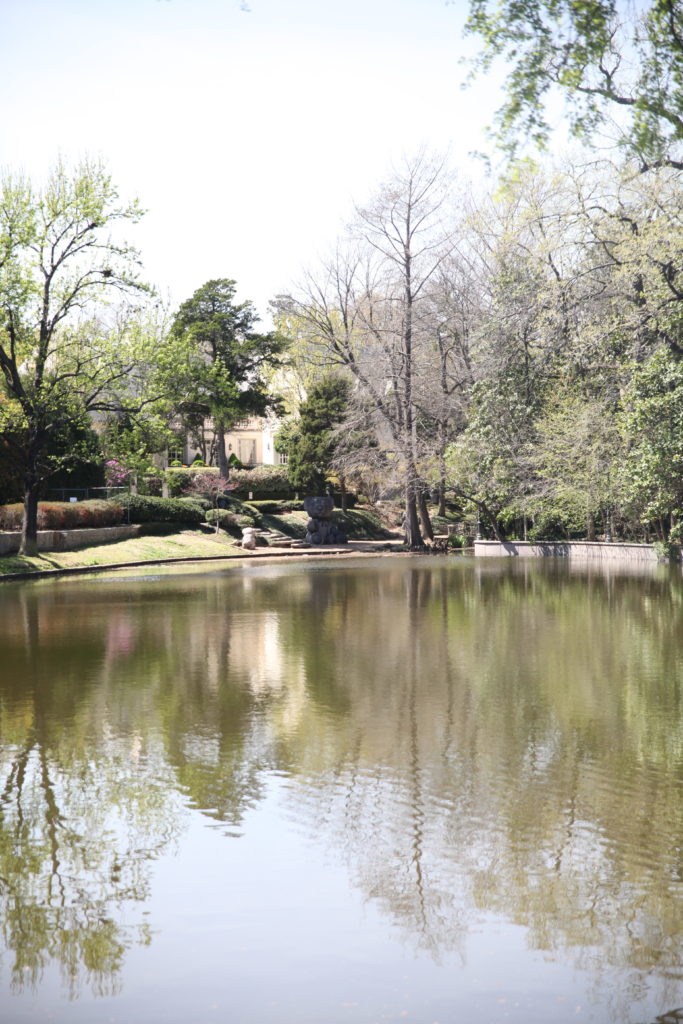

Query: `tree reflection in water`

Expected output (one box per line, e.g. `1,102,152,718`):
0,558,682,1017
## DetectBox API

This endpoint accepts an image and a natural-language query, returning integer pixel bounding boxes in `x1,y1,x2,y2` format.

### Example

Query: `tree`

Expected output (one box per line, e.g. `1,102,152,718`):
446,372,537,540
533,388,624,539
276,375,350,496
0,158,156,554
620,348,683,533
280,153,457,548
169,280,286,478
464,0,683,170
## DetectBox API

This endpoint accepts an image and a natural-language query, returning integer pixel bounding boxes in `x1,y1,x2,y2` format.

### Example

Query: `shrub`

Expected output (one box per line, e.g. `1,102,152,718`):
164,466,219,497
121,494,205,524
244,500,283,514
0,504,26,530
653,539,681,563
71,499,125,528
0,500,125,531
229,466,294,498
205,508,257,535
179,495,212,512
246,499,306,514
139,475,163,497
220,495,263,525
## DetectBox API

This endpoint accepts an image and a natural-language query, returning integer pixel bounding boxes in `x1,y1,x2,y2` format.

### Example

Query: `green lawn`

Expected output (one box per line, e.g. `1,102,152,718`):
0,529,242,577
0,506,406,579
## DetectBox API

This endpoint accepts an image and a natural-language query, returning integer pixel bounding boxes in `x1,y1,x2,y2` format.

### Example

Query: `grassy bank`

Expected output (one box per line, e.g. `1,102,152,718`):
0,506,410,579
0,529,244,577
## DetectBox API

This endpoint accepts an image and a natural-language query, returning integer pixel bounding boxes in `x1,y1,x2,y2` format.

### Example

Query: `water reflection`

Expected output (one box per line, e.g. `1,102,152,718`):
1,558,682,1020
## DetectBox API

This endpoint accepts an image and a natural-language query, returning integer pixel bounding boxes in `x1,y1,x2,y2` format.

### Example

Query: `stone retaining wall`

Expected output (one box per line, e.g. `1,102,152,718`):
0,524,141,555
474,540,666,562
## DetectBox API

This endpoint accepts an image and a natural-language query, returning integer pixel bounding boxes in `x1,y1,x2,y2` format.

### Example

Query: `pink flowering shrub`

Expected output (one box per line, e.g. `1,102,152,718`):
104,459,130,486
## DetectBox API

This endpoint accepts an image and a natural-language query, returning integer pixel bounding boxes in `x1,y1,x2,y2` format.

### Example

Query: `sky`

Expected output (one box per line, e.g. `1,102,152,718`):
0,0,508,323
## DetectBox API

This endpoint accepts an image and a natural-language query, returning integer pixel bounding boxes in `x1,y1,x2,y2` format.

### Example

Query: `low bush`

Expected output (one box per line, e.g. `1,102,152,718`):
219,495,263,525
229,466,294,498
179,495,212,512
121,494,205,524
0,500,125,531
244,500,284,514
164,466,219,497
245,499,306,515
205,509,257,535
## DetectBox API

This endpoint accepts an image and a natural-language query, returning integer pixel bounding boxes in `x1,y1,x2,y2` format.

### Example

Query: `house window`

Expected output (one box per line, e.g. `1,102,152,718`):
167,441,185,465
277,451,289,465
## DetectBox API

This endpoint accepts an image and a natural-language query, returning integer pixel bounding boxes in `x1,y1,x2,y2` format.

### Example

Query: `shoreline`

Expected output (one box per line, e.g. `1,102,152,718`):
0,539,408,583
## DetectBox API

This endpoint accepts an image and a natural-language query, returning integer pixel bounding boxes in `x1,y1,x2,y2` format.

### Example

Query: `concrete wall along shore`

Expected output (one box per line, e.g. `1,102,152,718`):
0,525,141,556
474,540,667,562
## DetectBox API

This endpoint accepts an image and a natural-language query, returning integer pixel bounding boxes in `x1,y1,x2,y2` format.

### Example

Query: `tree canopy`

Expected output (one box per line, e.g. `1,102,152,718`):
464,0,683,169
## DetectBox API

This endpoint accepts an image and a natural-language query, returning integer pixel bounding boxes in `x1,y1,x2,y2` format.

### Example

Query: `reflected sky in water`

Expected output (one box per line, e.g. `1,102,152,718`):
1,555,682,1023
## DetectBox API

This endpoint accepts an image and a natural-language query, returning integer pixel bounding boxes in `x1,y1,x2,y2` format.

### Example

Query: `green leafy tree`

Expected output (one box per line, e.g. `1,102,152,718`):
446,374,537,540
621,348,683,531
0,158,155,554
276,375,351,495
533,388,624,539
464,0,683,170
169,279,287,477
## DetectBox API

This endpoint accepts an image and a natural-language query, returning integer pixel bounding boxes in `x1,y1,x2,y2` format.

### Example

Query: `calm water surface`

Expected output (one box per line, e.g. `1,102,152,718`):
1,555,682,1024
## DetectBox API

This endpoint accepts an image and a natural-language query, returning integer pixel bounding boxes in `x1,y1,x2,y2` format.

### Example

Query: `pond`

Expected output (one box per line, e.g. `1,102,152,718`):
0,555,682,1024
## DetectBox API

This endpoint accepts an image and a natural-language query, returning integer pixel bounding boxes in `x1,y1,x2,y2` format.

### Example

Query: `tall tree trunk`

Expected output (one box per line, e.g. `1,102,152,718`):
20,476,40,556
404,486,422,549
438,480,446,518
417,489,434,541
215,420,229,478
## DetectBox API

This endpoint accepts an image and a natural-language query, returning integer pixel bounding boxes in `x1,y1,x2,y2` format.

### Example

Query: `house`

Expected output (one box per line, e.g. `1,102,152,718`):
167,416,287,468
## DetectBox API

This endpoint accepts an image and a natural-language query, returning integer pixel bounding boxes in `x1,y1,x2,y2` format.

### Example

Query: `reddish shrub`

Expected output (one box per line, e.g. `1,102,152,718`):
0,504,24,530
0,500,124,532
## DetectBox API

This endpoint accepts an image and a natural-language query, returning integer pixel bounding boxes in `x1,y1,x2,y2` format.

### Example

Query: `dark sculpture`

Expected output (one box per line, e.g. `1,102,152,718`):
303,496,347,545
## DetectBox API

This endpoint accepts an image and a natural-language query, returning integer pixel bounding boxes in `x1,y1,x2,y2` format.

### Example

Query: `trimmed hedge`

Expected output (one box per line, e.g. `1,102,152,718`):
121,494,205,524
229,466,294,498
244,494,355,511
0,500,124,532
178,495,212,512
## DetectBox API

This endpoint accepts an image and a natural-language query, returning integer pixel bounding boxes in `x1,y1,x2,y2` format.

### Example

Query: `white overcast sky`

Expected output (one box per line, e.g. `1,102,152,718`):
0,0,509,322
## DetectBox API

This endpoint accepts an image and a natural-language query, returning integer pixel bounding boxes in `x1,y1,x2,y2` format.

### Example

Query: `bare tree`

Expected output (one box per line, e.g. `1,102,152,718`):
279,153,457,548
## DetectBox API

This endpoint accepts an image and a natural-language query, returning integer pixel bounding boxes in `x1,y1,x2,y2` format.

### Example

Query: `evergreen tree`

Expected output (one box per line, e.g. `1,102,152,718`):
170,279,286,477
277,376,350,495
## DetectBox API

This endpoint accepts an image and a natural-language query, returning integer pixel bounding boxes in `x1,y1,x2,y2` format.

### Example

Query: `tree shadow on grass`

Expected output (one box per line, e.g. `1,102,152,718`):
0,553,63,576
